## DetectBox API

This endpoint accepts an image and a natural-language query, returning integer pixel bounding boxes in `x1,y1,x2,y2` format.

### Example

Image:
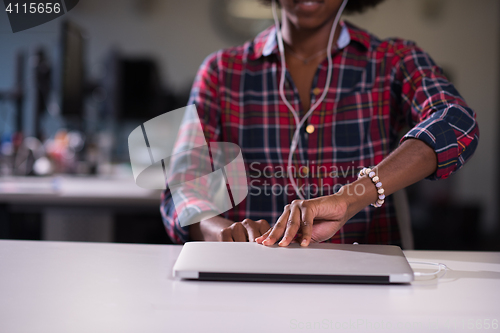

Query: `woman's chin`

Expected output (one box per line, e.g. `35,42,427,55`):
292,17,329,31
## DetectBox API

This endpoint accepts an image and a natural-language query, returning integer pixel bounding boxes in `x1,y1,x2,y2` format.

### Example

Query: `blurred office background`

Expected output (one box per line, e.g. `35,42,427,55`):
0,0,498,250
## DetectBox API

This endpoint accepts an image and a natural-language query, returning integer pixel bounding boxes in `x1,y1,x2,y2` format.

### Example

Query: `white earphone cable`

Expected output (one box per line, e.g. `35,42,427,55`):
409,261,449,278
272,0,349,200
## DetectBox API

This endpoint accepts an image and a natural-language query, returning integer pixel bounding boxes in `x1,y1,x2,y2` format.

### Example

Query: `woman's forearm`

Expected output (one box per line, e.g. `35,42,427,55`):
342,138,437,218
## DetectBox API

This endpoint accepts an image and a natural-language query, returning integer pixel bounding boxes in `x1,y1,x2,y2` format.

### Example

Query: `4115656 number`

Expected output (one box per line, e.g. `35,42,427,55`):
5,2,61,14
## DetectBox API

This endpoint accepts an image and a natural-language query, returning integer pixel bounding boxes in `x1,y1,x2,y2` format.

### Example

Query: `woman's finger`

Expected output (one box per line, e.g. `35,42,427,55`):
231,223,248,242
257,219,271,234
220,227,234,242
256,210,287,244
298,202,315,246
262,205,291,246
252,219,271,243
255,228,272,244
241,219,259,242
279,202,302,247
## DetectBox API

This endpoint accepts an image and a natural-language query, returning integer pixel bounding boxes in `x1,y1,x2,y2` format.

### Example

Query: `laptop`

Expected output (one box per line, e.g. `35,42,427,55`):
173,242,414,284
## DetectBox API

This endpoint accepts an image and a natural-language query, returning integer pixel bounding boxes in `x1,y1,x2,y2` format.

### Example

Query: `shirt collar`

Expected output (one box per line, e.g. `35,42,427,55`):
250,20,371,60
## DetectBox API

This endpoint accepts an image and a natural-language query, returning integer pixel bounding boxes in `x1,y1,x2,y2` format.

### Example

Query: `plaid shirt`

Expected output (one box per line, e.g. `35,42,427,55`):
161,21,479,244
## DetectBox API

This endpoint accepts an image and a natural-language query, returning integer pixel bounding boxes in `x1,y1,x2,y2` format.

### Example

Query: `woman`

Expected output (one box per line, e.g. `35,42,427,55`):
161,0,479,246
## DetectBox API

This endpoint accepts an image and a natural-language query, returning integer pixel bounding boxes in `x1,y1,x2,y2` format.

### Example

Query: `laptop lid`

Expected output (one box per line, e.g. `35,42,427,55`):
173,242,414,284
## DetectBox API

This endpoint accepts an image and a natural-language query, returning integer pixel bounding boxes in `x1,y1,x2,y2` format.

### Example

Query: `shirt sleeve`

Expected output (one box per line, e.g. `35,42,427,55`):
160,52,222,244
395,44,479,180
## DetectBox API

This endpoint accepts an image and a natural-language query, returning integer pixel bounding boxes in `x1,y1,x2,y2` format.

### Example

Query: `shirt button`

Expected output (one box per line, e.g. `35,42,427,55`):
306,125,315,134
312,87,321,95
302,166,309,176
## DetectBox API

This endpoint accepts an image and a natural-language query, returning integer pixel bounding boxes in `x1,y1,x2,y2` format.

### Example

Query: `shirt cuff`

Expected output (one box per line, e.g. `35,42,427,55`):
175,199,221,228
401,117,459,180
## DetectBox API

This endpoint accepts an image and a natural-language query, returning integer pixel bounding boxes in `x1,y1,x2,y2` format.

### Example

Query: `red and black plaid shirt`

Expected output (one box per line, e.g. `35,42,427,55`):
161,21,479,244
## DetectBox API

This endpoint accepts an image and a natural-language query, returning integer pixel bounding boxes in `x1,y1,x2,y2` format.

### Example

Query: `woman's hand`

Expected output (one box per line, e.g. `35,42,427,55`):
255,194,350,247
219,219,271,242
190,216,271,242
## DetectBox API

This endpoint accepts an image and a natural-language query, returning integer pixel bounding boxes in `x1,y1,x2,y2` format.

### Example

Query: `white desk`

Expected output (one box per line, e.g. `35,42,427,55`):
0,176,162,241
0,240,499,333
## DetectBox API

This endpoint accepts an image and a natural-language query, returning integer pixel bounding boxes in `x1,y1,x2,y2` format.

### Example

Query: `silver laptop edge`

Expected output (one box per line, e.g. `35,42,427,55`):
173,242,414,284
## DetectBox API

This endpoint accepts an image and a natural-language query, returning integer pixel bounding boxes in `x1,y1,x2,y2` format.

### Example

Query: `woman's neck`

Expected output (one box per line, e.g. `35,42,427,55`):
280,15,342,57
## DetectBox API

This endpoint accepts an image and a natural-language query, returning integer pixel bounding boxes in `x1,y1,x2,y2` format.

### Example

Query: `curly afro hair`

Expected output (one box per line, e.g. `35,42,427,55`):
259,0,385,14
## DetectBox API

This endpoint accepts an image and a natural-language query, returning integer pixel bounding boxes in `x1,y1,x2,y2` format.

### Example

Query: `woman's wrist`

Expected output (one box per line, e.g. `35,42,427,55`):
189,216,234,241
335,176,379,220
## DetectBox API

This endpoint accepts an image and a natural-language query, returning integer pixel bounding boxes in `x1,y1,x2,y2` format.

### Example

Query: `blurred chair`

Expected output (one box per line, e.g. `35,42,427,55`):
394,188,414,250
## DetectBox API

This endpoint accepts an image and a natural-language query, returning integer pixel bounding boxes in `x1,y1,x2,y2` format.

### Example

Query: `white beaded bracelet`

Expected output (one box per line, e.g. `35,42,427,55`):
358,167,385,208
